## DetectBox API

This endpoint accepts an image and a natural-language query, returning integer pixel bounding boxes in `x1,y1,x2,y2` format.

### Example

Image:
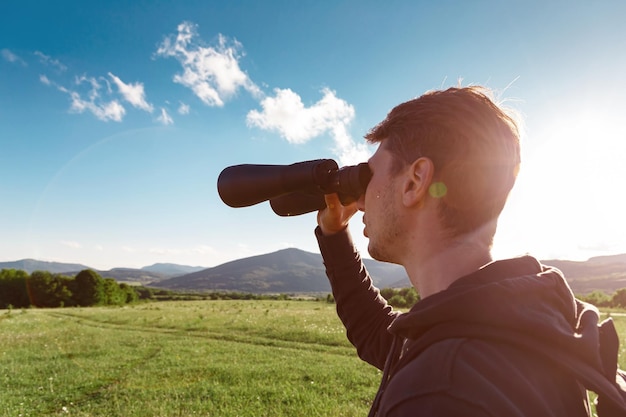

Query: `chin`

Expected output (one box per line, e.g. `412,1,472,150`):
368,244,398,265
367,244,383,261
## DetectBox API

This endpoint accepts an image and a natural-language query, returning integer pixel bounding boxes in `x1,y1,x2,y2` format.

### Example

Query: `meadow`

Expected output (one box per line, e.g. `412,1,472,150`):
1,300,625,417
1,300,379,417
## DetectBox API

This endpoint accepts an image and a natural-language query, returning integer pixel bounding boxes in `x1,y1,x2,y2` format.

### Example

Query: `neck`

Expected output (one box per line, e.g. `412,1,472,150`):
404,226,494,299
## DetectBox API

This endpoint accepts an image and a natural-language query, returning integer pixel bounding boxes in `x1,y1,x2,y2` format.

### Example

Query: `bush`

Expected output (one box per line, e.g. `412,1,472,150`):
0,269,30,308
612,289,626,308
579,290,612,307
381,287,420,309
73,270,106,306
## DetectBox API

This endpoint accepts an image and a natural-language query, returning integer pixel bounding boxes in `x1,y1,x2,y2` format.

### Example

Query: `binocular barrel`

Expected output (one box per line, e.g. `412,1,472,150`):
217,159,371,216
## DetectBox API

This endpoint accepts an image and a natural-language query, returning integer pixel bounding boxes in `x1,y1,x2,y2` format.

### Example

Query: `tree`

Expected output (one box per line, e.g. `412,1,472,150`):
134,286,155,300
611,288,626,308
29,271,74,307
103,278,127,305
400,287,419,307
579,290,611,307
52,275,74,307
379,287,420,309
380,288,396,301
388,294,407,308
0,269,30,308
73,270,105,306
119,283,139,304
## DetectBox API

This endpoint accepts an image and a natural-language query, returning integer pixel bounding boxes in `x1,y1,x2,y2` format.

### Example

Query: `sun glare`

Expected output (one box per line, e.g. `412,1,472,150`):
494,108,626,261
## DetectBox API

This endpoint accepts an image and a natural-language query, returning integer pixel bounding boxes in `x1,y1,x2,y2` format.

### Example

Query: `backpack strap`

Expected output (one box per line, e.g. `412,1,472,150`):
595,318,626,417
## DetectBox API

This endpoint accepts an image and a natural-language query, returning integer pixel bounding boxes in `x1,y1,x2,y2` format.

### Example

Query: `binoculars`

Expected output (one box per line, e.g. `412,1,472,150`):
217,159,371,216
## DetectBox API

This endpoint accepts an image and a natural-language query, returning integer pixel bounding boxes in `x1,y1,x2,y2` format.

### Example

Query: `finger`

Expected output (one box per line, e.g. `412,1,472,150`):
324,193,341,210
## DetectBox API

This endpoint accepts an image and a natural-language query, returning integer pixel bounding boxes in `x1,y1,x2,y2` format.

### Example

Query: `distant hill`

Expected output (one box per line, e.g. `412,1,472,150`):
95,268,169,284
155,250,626,295
153,248,408,293
3,251,626,295
0,260,203,284
141,263,205,276
0,259,90,274
542,255,626,294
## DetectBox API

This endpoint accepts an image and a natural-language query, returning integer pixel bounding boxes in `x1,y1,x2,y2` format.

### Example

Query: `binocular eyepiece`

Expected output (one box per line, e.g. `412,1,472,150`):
217,159,371,216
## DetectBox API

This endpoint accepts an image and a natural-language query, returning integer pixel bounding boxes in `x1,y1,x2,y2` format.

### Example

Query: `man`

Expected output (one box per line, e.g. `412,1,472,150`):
315,86,626,416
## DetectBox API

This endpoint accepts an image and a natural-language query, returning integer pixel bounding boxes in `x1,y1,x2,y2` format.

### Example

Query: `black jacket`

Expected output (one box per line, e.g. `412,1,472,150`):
316,227,626,416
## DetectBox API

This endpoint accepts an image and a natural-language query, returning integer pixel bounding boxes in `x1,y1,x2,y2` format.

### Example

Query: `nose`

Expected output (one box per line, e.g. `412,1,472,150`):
356,192,365,212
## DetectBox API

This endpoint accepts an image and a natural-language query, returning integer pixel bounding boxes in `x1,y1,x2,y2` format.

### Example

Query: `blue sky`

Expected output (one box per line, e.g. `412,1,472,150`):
2,0,626,270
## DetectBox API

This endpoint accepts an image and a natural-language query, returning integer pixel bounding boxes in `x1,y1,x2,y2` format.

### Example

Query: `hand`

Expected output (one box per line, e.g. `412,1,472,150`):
317,193,358,236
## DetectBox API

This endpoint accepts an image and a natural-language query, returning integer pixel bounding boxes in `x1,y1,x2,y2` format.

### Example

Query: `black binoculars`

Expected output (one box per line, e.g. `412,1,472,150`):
217,159,371,216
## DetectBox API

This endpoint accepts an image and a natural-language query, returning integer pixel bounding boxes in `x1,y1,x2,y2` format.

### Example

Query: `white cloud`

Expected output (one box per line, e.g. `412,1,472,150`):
156,107,174,125
34,51,67,72
152,21,369,163
246,87,369,165
75,75,101,100
193,245,217,255
39,75,126,122
1,49,26,66
156,22,261,107
66,90,126,122
53,75,126,122
178,102,190,115
60,240,82,249
108,72,154,112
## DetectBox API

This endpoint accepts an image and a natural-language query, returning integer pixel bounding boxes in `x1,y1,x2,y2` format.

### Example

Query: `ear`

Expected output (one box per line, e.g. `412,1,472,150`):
401,157,434,208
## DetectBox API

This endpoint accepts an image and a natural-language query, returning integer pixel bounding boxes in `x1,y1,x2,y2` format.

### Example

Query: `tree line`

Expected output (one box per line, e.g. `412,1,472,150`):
577,288,626,309
3,266,626,310
324,287,420,309
378,287,626,309
0,268,329,309
0,268,141,309
359,286,626,310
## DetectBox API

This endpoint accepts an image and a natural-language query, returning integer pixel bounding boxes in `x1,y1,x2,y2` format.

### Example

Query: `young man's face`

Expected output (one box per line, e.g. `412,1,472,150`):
358,143,403,264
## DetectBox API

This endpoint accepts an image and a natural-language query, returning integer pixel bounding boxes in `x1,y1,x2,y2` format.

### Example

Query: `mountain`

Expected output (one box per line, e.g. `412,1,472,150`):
95,268,169,284
155,250,626,295
141,263,205,276
3,252,626,295
95,265,206,283
153,248,408,293
0,259,90,274
542,255,626,294
0,259,204,284
93,264,207,284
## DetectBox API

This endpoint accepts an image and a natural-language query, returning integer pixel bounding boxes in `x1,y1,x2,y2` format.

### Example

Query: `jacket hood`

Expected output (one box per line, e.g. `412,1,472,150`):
388,255,626,413
390,256,586,358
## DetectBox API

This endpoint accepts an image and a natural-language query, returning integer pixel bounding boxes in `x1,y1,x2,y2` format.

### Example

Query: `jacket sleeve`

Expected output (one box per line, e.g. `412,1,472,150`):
315,226,401,370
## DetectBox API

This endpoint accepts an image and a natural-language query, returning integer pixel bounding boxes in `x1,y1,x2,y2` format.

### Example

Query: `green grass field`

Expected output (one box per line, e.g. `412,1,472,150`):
1,300,625,417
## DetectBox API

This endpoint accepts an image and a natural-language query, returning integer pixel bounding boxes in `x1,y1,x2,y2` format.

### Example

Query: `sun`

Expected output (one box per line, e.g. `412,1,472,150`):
493,107,626,261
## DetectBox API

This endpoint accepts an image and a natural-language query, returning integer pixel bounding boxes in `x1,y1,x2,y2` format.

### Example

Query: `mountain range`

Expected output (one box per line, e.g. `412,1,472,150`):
0,259,205,284
153,248,408,293
2,250,626,295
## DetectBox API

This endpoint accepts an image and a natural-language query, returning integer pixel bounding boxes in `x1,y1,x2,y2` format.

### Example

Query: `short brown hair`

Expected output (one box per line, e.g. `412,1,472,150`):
365,86,521,236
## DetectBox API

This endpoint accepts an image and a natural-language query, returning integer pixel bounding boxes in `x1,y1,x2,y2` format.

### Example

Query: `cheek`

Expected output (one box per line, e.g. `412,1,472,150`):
363,185,379,209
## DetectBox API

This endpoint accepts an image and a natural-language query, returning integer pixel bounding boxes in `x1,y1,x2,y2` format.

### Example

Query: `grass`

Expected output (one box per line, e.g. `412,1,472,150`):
0,301,379,417
1,300,625,416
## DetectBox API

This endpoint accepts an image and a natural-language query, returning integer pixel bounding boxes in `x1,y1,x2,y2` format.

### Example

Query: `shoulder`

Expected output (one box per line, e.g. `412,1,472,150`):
379,339,492,415
378,338,588,417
